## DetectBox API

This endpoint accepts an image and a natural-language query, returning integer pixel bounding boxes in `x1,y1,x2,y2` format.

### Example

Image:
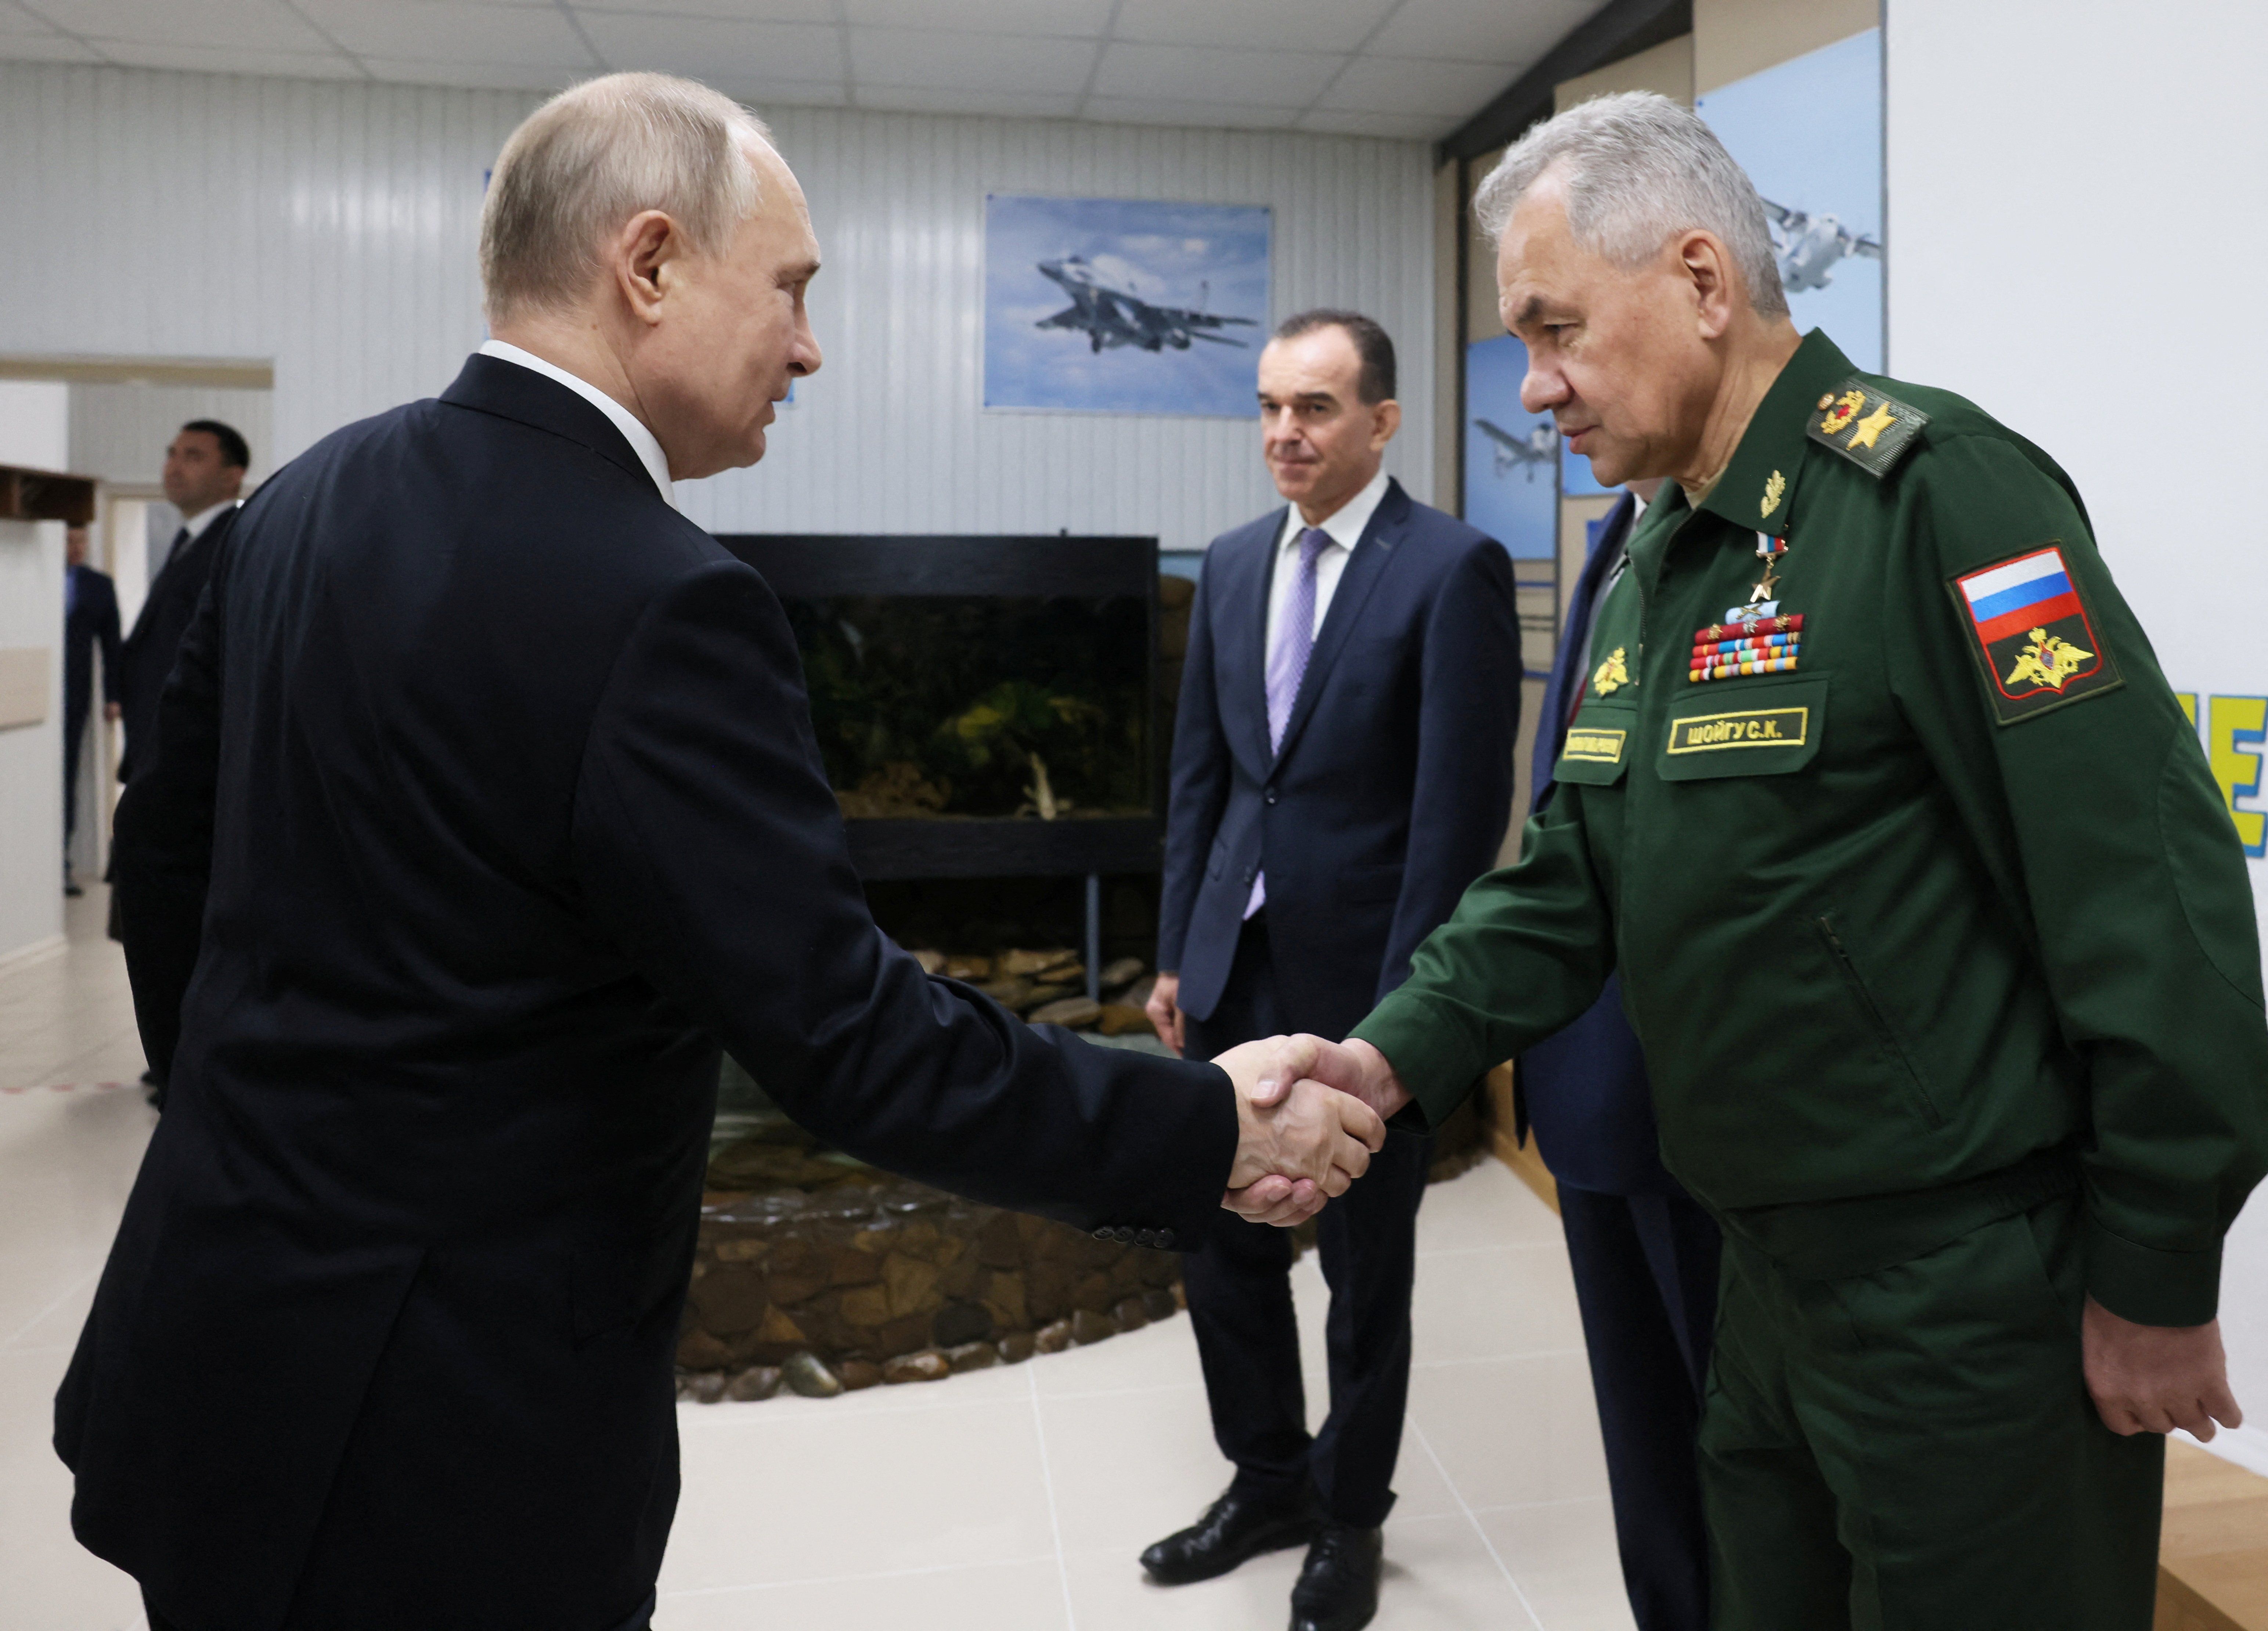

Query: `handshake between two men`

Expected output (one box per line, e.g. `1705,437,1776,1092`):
1212,1035,1415,1226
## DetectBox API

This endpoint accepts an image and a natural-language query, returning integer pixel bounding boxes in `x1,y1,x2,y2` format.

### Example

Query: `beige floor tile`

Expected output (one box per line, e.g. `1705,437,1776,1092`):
1406,1356,1613,1510
1471,1495,1623,1581
1410,1244,1586,1362
1514,1561,1641,1631
660,1390,1058,1593
0,1346,147,1631
657,1556,1068,1631
1416,1161,1565,1252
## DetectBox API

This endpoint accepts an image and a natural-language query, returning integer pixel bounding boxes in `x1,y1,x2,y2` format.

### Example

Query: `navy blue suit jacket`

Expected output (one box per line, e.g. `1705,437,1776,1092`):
64,563,122,728
66,355,1241,1631
1158,479,1521,1040
1517,492,1680,1195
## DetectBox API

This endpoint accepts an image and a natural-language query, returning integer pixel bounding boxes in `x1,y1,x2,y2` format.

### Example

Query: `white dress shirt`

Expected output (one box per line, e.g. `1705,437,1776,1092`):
1262,466,1390,657
477,340,678,509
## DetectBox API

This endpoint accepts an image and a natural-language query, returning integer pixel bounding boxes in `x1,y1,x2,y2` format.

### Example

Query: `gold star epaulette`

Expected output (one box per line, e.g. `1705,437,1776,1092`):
1806,376,1928,479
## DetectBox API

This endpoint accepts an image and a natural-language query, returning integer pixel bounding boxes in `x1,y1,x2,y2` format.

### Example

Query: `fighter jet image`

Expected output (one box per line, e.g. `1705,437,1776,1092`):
1474,417,1558,480
1034,255,1259,353
1761,199,1882,295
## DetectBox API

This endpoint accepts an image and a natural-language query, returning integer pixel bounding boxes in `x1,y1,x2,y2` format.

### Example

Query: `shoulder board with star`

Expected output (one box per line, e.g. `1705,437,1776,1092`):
1805,376,1929,479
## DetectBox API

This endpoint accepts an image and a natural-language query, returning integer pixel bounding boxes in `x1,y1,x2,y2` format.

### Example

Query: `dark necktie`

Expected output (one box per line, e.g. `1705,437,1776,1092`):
156,527,190,580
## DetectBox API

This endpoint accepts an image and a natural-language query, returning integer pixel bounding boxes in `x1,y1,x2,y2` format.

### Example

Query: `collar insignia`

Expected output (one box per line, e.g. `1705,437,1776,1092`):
1760,469,1786,519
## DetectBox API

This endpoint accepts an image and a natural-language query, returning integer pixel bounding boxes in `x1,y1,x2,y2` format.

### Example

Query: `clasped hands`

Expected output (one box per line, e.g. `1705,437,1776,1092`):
1211,1035,1414,1227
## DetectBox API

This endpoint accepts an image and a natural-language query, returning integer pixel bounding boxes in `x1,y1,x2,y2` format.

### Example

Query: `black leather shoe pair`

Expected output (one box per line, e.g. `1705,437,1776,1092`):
1290,1521,1383,1631
1139,1484,1320,1585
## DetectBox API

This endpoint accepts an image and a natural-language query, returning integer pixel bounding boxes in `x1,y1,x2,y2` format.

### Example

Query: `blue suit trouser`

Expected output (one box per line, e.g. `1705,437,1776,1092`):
1558,1181,1722,1631
1182,913,1432,1529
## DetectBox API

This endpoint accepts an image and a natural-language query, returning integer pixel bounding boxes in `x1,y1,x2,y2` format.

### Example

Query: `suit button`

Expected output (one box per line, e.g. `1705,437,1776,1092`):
1091,1227,1114,1242
1265,790,1277,805
1115,1226,1136,1245
1154,1229,1176,1250
1134,1229,1160,1249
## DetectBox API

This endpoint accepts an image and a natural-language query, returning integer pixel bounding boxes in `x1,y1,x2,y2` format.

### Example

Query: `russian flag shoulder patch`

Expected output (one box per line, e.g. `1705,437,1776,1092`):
1947,542,2121,724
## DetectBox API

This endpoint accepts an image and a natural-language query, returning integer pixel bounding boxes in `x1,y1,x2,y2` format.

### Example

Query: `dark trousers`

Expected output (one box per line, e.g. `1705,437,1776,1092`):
63,696,88,851
145,1588,657,1631
1559,1182,1721,1631
1182,914,1432,1530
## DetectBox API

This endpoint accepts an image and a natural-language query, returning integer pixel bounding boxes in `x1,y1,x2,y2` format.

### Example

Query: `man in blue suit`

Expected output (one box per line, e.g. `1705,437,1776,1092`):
1144,310,1522,1631
1519,482,1721,1631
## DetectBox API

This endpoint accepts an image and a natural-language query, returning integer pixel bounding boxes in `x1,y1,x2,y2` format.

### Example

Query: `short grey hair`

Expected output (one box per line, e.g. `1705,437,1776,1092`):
480,72,772,325
1474,91,1787,319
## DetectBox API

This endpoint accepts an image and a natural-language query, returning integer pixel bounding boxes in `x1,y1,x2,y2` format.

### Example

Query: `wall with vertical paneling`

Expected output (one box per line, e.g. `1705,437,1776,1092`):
0,60,1436,553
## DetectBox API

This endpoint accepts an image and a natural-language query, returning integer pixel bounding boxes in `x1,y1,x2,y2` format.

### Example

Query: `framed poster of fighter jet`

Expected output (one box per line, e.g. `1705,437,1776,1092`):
983,194,1271,416
1696,27,1884,372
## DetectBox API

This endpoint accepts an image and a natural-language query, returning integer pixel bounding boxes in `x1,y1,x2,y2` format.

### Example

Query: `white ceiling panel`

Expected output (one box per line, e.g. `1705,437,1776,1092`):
842,0,1114,34
97,40,363,77
298,0,596,68
569,0,834,18
1317,53,1522,115
2,0,1609,142
359,55,591,91
1082,95,1298,130
25,0,334,51
1297,107,1456,140
1109,0,1396,54
576,12,842,82
848,27,1096,93
1093,41,1342,107
1369,0,1591,65
851,84,1082,118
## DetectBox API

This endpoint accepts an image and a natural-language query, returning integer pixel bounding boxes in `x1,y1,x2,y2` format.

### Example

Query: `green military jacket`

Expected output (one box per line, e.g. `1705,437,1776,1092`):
1353,329,2268,1326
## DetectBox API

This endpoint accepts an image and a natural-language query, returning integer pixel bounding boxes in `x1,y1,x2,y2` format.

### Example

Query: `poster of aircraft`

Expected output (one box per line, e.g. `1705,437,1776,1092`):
1696,26,1884,372
985,194,1271,416
1463,334,1557,560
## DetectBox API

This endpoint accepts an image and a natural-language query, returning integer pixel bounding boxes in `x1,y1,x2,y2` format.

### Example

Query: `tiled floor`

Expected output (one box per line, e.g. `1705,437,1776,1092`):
0,889,1634,1631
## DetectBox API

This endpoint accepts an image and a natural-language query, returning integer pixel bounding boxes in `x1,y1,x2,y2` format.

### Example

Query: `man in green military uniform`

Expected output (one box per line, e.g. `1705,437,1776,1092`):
1294,93,2268,1628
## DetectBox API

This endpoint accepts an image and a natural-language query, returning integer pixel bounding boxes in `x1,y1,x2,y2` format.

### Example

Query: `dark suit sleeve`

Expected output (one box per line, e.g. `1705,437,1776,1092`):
1377,538,1522,1002
97,576,124,705
111,565,229,1081
571,561,1241,1240
1155,563,1231,975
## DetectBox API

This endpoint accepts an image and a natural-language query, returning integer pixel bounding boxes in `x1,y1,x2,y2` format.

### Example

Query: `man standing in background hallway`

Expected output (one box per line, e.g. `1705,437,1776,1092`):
1519,478,1719,1631
1144,310,1522,1631
119,420,247,786
61,522,122,898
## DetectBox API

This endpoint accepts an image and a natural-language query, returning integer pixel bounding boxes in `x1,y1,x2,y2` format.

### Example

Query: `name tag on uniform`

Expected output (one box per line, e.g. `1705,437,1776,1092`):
1665,707,1810,754
1562,727,1627,764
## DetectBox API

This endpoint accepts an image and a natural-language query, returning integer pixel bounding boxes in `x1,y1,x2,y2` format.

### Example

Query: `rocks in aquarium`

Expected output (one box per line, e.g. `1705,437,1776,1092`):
1017,981,1078,1012
1114,1296,1151,1333
838,1359,883,1392
1143,1287,1180,1323
782,1351,843,1398
1027,997,1103,1029
678,1370,729,1404
1033,1317,1074,1354
999,947,1079,978
1070,1308,1118,1346
943,955,992,981
944,1340,998,1373
976,975,1032,1009
676,1327,732,1371
882,1349,951,1385
1096,1004,1154,1037
997,1330,1037,1364
727,1365,783,1402
1098,956,1147,992
907,948,946,975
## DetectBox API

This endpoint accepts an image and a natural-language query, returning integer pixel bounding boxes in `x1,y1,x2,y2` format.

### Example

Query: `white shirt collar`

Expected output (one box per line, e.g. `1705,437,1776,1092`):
1278,467,1391,556
179,499,237,542
477,340,677,509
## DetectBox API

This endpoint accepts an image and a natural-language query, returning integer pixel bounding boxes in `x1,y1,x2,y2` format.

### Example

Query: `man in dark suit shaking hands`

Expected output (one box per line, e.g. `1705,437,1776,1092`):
1144,311,1521,1631
64,73,1385,1631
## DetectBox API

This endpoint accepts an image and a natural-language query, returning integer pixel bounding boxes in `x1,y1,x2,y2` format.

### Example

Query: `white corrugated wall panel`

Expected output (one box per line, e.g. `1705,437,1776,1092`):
0,61,1434,553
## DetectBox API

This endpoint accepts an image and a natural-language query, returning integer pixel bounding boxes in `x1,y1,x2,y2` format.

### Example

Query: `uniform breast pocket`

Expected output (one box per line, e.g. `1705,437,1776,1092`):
1656,676,1828,781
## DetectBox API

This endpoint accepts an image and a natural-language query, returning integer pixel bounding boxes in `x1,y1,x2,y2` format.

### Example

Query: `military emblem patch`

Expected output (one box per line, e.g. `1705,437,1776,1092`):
1806,375,1927,477
1592,646,1630,697
1949,543,2122,724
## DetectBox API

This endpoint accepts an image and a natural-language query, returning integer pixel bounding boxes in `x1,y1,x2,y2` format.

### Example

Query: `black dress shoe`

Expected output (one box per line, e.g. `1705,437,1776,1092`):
1289,1521,1383,1631
1140,1484,1320,1585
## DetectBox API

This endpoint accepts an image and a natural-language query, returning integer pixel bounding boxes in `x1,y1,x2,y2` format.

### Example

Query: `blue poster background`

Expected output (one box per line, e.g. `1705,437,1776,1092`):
983,194,1271,416
1463,333,1558,559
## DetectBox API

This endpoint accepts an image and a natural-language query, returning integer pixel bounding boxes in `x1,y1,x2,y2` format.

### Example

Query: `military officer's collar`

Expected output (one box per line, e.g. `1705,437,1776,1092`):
1692,327,1857,539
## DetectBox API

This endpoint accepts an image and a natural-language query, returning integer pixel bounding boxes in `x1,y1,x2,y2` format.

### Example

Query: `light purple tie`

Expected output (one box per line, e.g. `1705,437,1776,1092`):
1247,527,1330,919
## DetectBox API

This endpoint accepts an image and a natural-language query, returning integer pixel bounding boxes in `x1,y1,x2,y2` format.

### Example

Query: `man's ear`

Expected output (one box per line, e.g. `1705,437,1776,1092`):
1369,398,1403,453
613,209,681,329
1679,229,1738,341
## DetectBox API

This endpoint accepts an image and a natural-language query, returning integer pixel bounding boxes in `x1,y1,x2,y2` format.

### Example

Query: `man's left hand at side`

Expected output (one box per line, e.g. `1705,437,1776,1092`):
2082,1295,2243,1439
1215,1035,1387,1227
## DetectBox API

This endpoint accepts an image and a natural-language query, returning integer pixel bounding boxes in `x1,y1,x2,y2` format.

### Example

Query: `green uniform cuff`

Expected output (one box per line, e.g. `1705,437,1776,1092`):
1350,993,1490,1134
2084,1221,2222,1327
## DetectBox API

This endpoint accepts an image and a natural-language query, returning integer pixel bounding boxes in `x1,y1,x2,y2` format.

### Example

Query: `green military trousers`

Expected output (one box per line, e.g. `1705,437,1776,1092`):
1698,1164,2165,1631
